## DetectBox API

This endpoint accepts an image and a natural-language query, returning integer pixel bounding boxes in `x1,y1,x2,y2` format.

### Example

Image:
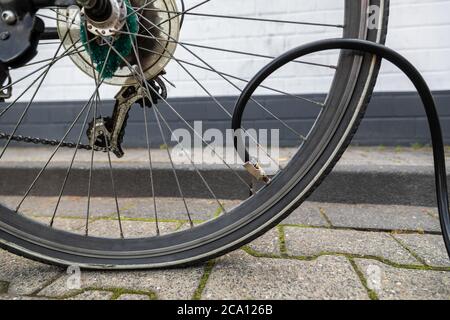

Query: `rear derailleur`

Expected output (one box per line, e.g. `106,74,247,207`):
87,77,167,158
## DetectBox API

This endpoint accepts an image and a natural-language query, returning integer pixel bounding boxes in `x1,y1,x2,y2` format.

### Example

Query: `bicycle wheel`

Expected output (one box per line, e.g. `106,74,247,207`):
0,0,389,268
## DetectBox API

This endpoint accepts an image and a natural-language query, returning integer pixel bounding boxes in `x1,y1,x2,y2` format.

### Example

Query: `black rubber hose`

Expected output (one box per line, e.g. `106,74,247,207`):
233,39,450,259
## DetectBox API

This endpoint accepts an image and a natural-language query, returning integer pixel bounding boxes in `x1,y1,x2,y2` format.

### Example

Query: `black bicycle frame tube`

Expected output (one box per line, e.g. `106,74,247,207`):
32,0,77,7
0,0,77,40
0,0,76,11
234,38,450,259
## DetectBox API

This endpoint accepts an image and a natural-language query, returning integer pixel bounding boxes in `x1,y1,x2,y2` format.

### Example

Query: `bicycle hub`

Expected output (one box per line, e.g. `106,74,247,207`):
78,0,127,36
58,0,180,85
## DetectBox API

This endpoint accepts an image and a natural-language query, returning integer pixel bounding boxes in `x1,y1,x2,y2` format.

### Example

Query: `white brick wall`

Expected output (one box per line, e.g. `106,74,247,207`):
8,0,450,102
377,0,450,91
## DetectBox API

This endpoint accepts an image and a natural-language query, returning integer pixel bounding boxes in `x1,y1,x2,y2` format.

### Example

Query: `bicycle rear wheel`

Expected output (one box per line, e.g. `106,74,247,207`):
0,0,389,268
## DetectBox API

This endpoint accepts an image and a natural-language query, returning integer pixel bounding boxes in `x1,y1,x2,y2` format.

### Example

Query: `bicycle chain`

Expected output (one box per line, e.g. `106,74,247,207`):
0,77,167,152
0,132,105,151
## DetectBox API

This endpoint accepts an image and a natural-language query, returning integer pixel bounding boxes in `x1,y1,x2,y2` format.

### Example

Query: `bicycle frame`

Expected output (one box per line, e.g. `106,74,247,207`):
0,0,77,67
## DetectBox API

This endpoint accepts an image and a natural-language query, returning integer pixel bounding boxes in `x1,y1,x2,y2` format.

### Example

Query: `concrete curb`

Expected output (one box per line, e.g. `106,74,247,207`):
0,162,446,207
309,165,443,207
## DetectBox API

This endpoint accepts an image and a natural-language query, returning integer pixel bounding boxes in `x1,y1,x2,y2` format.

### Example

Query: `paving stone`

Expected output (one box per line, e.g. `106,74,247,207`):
321,203,441,232
3,196,121,218
355,259,450,300
34,217,86,234
117,294,151,300
0,249,62,296
0,280,8,294
6,196,241,223
86,220,180,238
203,251,368,300
0,295,52,300
282,202,330,227
247,228,280,255
66,290,113,300
38,266,204,300
393,234,450,268
119,198,240,222
284,227,419,265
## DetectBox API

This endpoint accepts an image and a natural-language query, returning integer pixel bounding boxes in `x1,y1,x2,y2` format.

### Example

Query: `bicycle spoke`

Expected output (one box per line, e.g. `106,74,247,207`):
98,36,251,188
37,13,81,26
141,97,160,235
0,38,87,94
123,29,194,227
126,0,159,19
154,105,194,227
137,46,324,107
138,9,344,28
0,0,390,267
120,12,326,154
15,80,103,213
154,104,227,216
36,14,70,25
38,41,65,45
85,41,114,237
50,7,83,26
50,96,97,227
119,29,337,70
85,125,96,236
93,75,125,238
129,0,210,27
0,68,50,119
0,14,92,161
129,16,282,168
8,20,98,213
0,32,73,158
134,46,314,139
23,47,87,67
93,37,245,227
127,29,227,217
139,45,309,151
103,122,125,238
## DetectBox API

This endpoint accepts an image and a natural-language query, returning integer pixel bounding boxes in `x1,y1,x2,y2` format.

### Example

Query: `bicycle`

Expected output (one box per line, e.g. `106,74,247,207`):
0,0,390,268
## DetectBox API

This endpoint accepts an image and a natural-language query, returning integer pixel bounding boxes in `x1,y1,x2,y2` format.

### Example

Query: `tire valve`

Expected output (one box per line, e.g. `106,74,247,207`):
244,161,271,184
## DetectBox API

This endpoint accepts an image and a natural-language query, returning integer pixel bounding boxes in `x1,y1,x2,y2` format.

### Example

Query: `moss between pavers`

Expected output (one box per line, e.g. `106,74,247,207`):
241,247,450,272
213,205,225,218
240,248,379,300
318,207,333,227
192,260,216,300
33,215,206,226
110,288,157,300
32,214,442,236
389,234,428,266
277,225,288,257
17,214,450,300
0,280,9,294
348,257,379,300
279,222,441,236
29,201,136,221
38,287,157,300
240,247,450,300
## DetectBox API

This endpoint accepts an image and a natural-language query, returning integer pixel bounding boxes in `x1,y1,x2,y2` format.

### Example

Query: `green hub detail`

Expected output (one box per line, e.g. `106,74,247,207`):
80,0,139,79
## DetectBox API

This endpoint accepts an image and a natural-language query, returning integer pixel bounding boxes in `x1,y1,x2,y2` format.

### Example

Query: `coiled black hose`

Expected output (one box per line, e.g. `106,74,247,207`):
233,39,450,259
